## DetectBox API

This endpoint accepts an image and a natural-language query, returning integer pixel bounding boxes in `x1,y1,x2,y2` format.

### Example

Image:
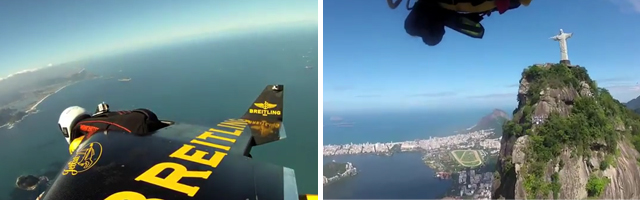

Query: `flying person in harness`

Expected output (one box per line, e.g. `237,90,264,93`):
388,0,532,46
57,102,169,153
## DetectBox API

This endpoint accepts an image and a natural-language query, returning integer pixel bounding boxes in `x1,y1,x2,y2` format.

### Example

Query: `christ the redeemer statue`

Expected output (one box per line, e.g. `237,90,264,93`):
550,29,573,65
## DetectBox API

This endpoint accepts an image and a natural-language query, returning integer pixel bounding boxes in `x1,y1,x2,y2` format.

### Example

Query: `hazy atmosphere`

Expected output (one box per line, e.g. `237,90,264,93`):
323,0,640,199
324,0,640,113
1,1,318,200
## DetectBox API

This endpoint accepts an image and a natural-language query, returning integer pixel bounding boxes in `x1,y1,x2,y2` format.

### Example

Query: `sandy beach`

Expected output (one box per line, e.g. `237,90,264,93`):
26,83,74,113
0,82,78,129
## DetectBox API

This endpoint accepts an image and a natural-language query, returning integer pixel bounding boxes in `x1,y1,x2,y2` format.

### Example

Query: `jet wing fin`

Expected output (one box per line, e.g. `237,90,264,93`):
86,85,286,159
202,84,286,157
240,84,285,146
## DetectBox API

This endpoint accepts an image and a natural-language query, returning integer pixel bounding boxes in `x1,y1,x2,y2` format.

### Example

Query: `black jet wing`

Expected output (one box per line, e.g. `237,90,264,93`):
40,84,313,200
240,84,286,146
140,84,286,158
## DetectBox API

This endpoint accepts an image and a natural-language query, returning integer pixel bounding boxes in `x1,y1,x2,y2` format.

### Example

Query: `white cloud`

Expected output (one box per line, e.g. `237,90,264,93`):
605,84,640,92
0,67,43,82
609,0,640,13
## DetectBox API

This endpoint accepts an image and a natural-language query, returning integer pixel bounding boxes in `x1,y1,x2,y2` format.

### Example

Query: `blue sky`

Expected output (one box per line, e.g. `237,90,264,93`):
324,0,640,113
0,1,317,77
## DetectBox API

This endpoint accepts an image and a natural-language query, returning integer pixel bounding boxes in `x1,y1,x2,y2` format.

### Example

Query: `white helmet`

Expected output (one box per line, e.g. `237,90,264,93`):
58,106,90,144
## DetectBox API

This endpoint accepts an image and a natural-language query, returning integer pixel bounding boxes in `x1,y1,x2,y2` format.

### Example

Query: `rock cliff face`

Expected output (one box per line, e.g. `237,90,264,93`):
492,63,640,199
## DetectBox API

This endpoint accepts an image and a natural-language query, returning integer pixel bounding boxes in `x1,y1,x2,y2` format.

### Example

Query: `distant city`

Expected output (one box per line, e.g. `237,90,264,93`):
323,129,502,199
323,129,501,156
459,168,494,200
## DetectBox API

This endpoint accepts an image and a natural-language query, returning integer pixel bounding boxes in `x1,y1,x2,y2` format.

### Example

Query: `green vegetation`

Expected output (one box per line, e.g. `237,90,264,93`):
461,152,478,162
550,172,561,199
501,64,640,198
453,151,465,159
451,150,482,167
600,154,616,170
0,108,27,125
586,174,610,197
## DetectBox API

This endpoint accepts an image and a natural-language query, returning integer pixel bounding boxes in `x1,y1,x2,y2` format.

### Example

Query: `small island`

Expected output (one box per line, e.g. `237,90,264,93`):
323,161,357,186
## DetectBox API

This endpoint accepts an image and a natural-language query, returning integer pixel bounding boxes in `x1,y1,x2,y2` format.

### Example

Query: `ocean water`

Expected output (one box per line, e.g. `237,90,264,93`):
0,25,318,199
322,109,509,199
324,153,454,199
323,110,493,145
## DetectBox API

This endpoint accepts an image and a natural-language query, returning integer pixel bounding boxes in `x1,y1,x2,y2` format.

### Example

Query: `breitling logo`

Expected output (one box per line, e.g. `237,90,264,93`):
63,142,103,176
249,101,281,116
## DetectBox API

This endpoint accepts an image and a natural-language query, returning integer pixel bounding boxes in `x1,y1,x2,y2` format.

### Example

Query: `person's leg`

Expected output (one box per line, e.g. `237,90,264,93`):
421,5,447,46
404,7,421,36
422,26,445,46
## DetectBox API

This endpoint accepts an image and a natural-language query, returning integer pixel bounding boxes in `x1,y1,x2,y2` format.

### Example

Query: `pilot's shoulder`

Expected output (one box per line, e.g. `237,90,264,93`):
131,108,159,120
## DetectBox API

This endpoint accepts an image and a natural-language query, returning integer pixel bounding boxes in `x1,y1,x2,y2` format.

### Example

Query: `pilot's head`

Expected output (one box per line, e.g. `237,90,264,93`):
58,106,91,144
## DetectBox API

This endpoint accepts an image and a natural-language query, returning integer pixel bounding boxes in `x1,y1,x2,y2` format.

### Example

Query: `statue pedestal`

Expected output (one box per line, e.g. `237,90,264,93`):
560,60,571,66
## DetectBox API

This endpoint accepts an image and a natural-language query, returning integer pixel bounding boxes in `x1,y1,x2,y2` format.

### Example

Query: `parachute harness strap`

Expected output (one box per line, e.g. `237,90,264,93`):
387,0,413,10
387,0,401,9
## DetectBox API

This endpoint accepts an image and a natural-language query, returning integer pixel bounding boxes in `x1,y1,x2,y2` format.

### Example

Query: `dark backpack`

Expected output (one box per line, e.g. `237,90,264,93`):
74,109,165,136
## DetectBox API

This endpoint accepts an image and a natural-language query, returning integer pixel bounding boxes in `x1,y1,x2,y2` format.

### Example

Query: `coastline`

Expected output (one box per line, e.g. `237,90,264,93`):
0,81,79,130
26,83,73,113
323,153,454,199
323,162,358,187
323,129,502,199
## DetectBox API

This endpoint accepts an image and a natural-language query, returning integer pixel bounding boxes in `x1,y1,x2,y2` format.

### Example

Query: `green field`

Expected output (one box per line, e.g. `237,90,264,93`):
451,150,483,167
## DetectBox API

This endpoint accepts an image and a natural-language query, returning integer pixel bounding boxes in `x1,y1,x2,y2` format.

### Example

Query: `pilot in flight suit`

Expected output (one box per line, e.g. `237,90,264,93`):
57,102,168,146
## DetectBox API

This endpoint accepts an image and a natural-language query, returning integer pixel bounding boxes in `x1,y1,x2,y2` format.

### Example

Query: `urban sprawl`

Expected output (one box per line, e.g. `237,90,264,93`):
323,129,501,156
323,129,502,199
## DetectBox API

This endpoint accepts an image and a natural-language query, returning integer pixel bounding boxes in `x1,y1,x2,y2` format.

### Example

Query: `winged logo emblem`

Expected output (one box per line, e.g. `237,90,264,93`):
254,101,277,110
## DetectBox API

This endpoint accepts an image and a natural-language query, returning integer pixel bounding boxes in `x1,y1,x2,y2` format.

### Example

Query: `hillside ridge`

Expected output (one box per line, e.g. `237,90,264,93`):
492,63,640,199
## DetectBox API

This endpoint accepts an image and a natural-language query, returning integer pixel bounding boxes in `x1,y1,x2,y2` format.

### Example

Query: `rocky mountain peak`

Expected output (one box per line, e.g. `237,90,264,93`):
490,109,509,119
492,63,640,199
469,109,509,135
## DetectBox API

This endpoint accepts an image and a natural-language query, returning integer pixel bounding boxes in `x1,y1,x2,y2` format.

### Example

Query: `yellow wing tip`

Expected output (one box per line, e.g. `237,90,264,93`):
299,194,318,200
